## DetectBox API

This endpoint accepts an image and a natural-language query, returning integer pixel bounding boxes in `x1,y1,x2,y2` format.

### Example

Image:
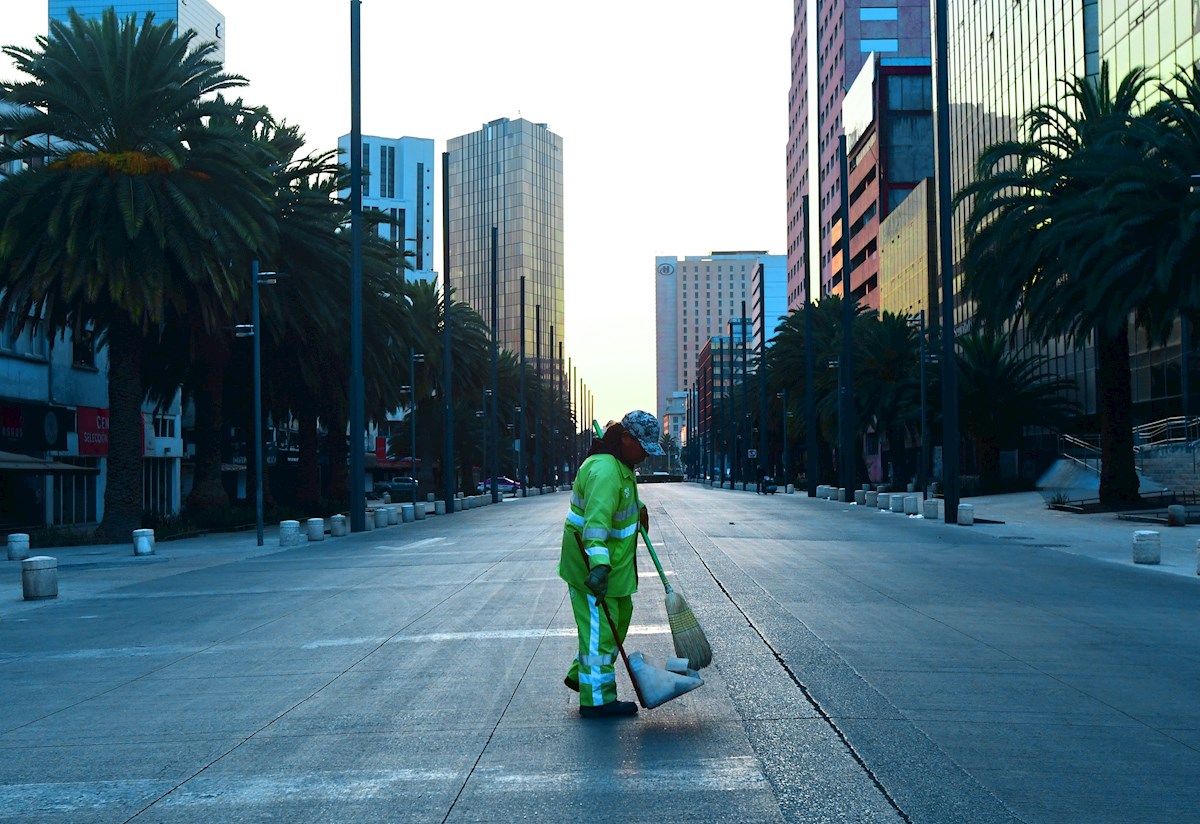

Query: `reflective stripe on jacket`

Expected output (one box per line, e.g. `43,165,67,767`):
558,453,640,597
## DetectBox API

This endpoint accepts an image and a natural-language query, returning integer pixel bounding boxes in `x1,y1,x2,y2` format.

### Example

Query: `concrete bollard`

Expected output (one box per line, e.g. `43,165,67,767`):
838,487,847,502
22,556,57,600
907,483,915,493
1167,505,1187,527
374,508,389,528
854,490,866,505
382,492,391,504
386,506,400,526
958,503,975,525
7,533,30,562
786,484,794,494
865,491,878,507
454,498,463,512
306,518,325,542
279,520,302,546
414,502,426,520
330,514,348,537
1132,530,1161,564
401,503,415,523
878,493,891,511
904,495,919,515
434,500,447,515
923,499,939,520
132,528,155,556
361,511,372,530
427,493,436,503
890,495,905,513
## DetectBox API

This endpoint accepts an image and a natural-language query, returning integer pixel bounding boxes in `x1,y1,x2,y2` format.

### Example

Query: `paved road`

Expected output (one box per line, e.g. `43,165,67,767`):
1,486,1197,822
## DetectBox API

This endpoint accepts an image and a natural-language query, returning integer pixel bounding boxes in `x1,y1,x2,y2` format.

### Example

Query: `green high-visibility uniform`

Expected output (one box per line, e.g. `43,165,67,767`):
559,453,641,707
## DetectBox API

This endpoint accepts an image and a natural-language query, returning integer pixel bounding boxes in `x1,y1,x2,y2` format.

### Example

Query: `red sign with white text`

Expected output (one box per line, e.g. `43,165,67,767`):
78,407,109,456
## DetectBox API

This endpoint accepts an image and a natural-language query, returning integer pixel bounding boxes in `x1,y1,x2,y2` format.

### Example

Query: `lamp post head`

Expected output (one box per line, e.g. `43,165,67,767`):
234,324,255,338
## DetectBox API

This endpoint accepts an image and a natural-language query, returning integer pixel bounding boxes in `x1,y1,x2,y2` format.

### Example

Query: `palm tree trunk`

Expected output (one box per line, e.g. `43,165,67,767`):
296,409,320,509
95,317,144,542
326,410,349,506
1096,328,1141,505
186,332,231,513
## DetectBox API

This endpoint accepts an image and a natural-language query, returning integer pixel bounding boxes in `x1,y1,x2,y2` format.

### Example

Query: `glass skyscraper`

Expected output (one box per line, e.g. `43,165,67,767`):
49,1,225,63
446,117,564,363
946,0,1200,421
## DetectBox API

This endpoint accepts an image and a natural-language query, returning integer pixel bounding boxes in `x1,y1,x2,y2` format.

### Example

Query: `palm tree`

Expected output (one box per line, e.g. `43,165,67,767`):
659,431,679,473
955,330,1079,490
0,10,275,539
855,311,921,485
958,63,1158,505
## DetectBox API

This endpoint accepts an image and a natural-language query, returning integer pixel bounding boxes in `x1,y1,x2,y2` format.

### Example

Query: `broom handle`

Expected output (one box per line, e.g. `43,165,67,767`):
573,530,647,709
592,420,675,595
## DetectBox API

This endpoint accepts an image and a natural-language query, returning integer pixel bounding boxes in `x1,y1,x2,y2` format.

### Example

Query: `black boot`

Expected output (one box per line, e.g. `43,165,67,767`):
579,700,638,718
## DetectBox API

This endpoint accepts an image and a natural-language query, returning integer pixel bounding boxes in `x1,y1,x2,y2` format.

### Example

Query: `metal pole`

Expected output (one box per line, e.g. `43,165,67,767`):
1182,315,1190,422
410,351,419,508
535,305,542,487
804,194,818,496
348,0,365,531
741,308,749,487
519,276,527,496
441,151,455,514
757,265,768,486
838,134,857,492
252,259,264,547
781,388,789,489
490,227,500,504
918,310,928,499
934,0,960,522
558,340,565,488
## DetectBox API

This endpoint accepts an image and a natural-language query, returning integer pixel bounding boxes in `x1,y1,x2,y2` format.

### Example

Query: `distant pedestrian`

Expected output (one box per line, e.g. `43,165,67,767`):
559,410,663,718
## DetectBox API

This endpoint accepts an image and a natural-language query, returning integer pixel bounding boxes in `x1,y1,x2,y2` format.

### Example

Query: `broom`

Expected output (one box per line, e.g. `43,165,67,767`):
593,420,713,669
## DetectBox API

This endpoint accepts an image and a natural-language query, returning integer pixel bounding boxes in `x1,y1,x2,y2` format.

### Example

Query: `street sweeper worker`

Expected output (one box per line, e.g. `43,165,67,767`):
559,410,663,718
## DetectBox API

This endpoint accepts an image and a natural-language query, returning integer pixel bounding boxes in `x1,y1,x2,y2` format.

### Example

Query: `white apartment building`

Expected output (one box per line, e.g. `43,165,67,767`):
337,134,437,283
655,252,786,427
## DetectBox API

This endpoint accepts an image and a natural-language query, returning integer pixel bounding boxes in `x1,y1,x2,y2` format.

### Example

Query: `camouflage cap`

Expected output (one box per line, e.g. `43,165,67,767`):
621,410,665,455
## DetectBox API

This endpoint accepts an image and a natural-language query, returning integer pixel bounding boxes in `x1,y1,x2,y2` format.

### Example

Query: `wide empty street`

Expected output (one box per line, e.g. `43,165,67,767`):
2,485,1197,823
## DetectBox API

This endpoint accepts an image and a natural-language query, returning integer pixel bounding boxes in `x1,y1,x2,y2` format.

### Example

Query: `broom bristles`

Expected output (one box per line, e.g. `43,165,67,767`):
665,589,712,669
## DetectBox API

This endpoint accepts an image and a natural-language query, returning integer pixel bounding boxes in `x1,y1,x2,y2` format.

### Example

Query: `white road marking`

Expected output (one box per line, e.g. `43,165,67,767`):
301,625,671,648
375,537,448,551
0,758,768,814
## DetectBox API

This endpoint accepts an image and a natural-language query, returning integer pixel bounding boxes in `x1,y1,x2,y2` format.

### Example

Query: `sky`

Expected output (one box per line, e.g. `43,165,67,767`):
1,1,792,429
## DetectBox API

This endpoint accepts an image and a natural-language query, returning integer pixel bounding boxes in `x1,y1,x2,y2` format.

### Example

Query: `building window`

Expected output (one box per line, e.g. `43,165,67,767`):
860,8,898,20
72,324,95,368
860,39,899,52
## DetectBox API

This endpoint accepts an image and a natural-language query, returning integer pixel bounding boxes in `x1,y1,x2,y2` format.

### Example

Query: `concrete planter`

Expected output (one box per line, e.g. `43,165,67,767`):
7,533,30,562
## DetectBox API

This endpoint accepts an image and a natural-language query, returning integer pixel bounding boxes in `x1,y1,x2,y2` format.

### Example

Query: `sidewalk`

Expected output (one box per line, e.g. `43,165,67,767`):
707,484,1200,580
0,492,537,619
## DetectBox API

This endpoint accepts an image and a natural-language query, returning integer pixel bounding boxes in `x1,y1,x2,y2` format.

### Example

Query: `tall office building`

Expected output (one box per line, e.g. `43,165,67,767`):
785,0,930,312
446,117,564,359
655,252,785,426
943,1,1199,424
49,1,226,63
338,134,436,282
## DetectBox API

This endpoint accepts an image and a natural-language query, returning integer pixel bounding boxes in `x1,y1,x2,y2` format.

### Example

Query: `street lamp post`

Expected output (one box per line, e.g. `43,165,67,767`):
907,311,930,499
829,358,842,486
777,390,788,488
410,351,424,508
234,260,278,547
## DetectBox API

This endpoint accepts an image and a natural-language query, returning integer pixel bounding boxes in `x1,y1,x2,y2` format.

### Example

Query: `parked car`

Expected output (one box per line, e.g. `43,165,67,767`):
374,476,418,497
476,476,522,495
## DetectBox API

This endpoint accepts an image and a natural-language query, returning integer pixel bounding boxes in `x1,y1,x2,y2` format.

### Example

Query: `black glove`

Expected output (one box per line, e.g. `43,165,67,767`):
583,564,610,598
639,504,649,532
